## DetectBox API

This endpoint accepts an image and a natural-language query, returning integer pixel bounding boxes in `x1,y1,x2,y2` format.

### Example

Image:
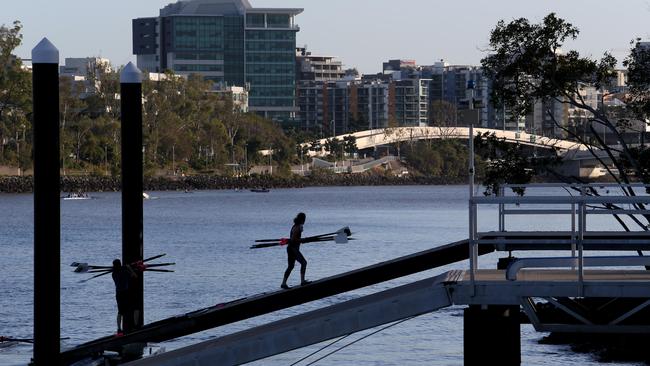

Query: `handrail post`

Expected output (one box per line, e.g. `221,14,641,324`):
578,188,585,296
498,186,505,232
571,202,576,266
468,123,476,291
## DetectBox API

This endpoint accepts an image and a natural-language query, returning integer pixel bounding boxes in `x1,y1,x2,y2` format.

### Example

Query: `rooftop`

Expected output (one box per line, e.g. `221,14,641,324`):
160,0,302,16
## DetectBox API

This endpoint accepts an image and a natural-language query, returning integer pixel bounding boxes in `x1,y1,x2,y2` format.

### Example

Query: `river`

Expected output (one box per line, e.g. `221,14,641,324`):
0,186,642,365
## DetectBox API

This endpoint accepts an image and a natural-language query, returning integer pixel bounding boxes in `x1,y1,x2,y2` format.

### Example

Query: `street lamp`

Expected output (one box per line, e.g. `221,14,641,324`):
244,143,248,176
269,144,273,175
299,145,304,175
172,144,175,175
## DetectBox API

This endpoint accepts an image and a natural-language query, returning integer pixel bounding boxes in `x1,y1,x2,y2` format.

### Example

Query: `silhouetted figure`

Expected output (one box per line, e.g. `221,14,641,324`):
281,213,309,289
112,259,136,334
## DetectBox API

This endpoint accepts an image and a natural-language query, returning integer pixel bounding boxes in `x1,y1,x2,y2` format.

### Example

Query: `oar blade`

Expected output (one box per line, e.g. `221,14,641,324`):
335,232,348,244
73,263,89,273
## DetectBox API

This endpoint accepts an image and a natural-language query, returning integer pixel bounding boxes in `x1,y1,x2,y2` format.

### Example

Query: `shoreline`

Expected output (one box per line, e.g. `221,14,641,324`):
0,174,470,194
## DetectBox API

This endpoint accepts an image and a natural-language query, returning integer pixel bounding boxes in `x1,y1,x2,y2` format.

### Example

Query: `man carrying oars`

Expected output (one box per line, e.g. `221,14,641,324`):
112,259,137,335
281,213,309,289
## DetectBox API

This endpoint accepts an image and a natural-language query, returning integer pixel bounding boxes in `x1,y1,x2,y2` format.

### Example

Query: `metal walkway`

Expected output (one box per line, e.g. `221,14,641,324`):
60,239,494,364
126,273,454,366
125,268,650,366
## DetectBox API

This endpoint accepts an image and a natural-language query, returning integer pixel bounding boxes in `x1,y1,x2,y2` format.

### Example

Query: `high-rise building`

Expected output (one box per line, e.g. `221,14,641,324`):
296,47,345,82
132,0,302,121
59,57,113,98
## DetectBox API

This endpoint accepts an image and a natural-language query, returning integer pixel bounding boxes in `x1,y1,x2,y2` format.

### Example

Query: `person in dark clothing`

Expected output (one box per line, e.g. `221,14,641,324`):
281,212,309,289
112,259,136,334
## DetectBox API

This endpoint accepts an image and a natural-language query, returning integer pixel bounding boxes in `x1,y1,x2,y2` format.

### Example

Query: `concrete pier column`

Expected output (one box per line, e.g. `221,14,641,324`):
464,305,520,366
32,38,60,366
120,62,144,331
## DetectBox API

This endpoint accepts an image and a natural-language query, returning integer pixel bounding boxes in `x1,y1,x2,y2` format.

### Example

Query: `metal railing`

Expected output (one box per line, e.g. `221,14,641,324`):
468,183,650,292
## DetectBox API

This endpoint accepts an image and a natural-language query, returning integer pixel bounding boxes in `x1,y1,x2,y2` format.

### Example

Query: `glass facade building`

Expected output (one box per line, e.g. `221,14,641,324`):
133,0,302,122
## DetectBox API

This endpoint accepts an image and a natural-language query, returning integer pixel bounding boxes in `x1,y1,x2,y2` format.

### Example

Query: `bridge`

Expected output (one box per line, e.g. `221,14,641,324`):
292,127,588,157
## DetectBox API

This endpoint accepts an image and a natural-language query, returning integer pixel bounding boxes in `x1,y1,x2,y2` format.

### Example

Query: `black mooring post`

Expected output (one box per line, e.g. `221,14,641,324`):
464,305,521,366
31,38,60,365
120,62,144,331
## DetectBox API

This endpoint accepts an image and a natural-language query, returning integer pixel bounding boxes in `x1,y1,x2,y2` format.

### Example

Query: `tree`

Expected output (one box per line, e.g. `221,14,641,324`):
624,40,650,123
0,21,31,167
324,137,342,160
481,13,650,220
429,100,457,127
343,135,358,157
474,132,560,196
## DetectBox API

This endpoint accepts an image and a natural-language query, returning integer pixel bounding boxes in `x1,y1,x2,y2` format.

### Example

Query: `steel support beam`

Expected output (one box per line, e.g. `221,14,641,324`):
125,276,452,366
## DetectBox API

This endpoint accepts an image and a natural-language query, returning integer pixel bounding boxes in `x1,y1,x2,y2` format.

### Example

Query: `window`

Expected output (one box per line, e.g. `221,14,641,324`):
246,14,265,27
267,14,290,28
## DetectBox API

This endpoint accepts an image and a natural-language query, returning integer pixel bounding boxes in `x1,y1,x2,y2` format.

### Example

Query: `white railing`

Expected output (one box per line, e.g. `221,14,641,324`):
468,183,650,293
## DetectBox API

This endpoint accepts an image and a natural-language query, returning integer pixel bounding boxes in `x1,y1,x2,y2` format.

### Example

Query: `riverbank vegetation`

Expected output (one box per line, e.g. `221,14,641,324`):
0,20,490,186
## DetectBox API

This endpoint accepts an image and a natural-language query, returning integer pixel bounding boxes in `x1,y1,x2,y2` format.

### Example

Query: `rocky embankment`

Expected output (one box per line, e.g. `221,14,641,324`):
0,174,467,193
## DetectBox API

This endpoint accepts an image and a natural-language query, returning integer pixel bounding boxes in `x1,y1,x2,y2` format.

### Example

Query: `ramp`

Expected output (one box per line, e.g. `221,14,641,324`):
125,274,453,366
61,239,494,364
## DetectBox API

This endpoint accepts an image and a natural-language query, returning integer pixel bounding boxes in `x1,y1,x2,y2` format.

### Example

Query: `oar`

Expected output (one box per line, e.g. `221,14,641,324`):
254,237,289,243
309,227,351,239
250,242,283,249
73,254,168,273
77,254,174,282
74,264,112,273
79,270,113,283
0,336,69,344
87,269,114,273
250,235,355,249
142,253,167,263
85,264,175,273
0,337,33,344
255,227,350,243
145,269,175,273
144,263,176,268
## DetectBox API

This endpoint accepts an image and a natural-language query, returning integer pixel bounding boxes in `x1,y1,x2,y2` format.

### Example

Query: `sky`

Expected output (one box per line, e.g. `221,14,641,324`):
4,0,650,73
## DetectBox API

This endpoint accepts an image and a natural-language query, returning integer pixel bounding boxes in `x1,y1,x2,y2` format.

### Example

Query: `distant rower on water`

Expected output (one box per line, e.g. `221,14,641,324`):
281,212,310,289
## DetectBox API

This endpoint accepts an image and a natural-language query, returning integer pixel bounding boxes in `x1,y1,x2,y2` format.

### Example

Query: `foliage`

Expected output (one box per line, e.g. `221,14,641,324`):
402,139,476,179
0,20,296,177
324,137,342,160
624,39,650,121
429,100,457,126
481,13,650,195
474,132,560,196
343,135,358,156
0,21,32,170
